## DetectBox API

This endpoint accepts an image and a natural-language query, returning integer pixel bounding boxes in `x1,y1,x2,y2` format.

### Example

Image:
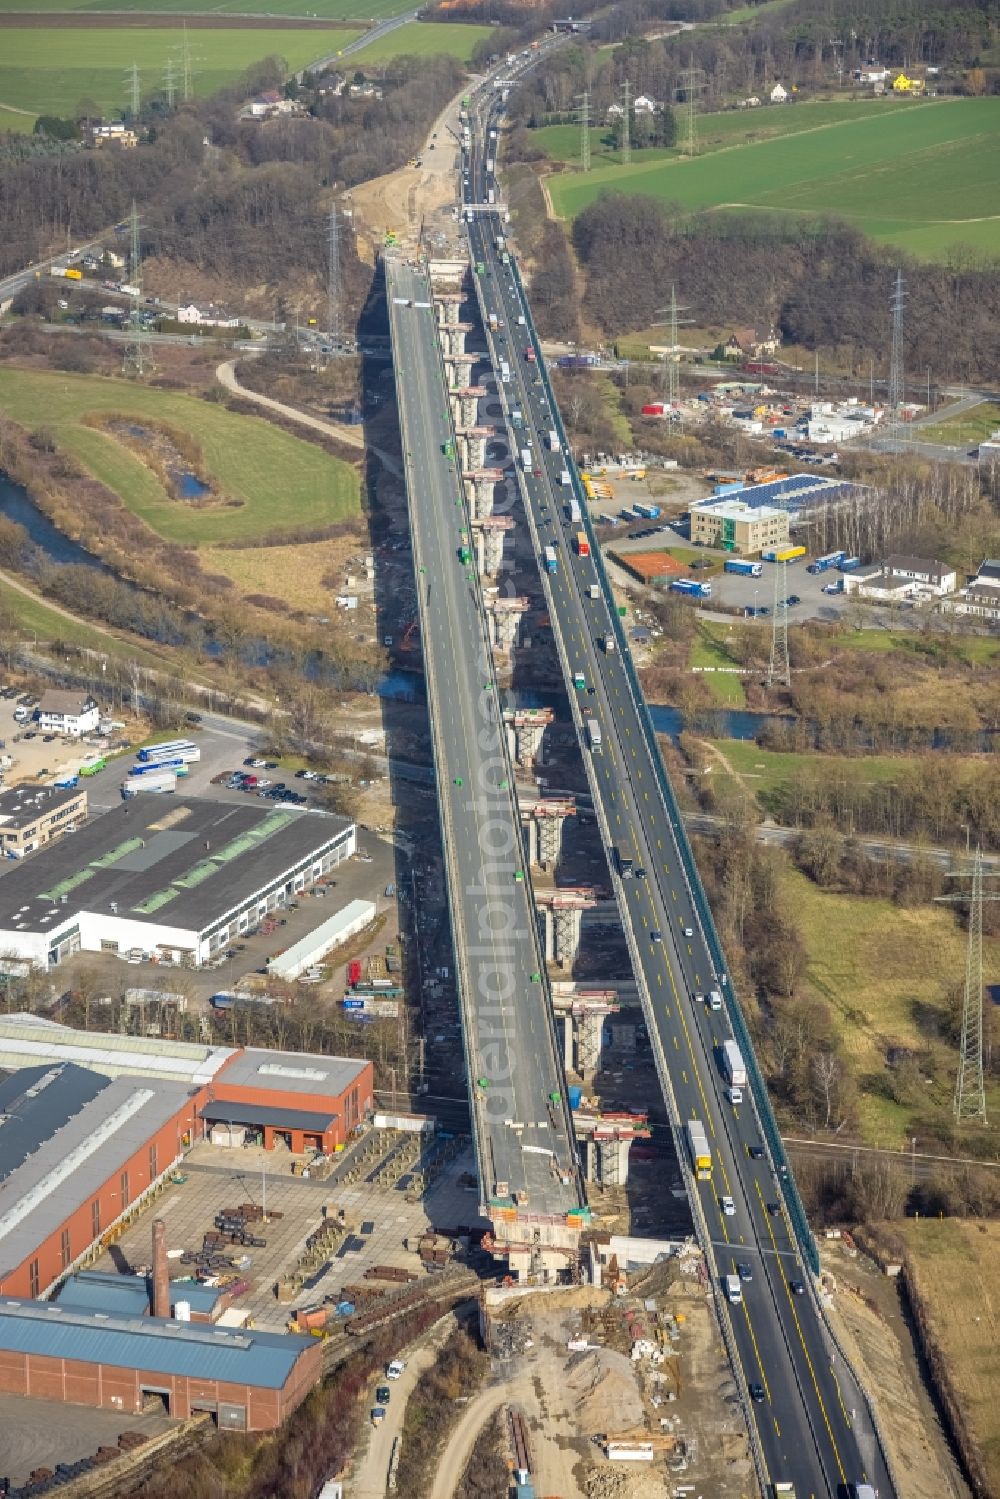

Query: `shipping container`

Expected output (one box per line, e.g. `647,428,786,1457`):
575,531,590,558
138,739,200,765
806,550,846,574
761,545,806,564
838,556,861,572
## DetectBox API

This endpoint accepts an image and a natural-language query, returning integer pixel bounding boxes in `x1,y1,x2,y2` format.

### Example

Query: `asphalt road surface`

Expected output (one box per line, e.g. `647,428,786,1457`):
461,83,893,1499
387,261,581,1223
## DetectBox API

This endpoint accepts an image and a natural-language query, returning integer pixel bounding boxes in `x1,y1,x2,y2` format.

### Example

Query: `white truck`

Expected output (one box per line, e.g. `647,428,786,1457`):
547,429,559,451
725,1273,742,1304
121,769,176,797
720,1039,747,1101
521,448,533,472
585,717,602,752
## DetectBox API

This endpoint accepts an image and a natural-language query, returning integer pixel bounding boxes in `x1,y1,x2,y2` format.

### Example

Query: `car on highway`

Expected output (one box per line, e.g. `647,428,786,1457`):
748,1144,765,1161
682,924,694,938
650,930,662,944
721,1195,736,1217
737,1262,753,1282
789,1279,806,1296
766,1200,781,1216
749,1382,765,1403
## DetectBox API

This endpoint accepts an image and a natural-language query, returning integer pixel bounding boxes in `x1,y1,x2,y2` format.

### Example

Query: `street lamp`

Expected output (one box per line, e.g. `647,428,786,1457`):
911,1135,918,1186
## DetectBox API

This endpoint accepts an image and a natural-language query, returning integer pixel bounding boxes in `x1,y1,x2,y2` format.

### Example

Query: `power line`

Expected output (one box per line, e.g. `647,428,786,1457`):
767,559,790,688
681,58,705,157
122,200,148,379
181,22,194,102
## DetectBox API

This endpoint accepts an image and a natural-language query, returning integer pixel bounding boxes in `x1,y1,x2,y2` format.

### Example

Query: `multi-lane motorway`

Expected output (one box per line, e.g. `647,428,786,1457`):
458,82,894,1499
387,262,583,1233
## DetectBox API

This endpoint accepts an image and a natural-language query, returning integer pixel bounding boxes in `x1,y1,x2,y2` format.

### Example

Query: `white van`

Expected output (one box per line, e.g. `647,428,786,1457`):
708,989,723,1011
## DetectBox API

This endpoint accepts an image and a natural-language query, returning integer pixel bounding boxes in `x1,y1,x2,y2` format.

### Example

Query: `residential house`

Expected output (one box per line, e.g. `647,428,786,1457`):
347,82,383,100
740,96,762,108
633,94,661,114
892,72,925,93
242,90,299,120
35,691,100,738
723,325,781,361
176,303,241,329
942,562,1000,624
90,123,138,150
770,83,789,103
883,555,957,594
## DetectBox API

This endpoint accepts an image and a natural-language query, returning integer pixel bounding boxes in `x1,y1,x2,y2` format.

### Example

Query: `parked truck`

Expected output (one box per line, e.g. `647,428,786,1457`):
575,531,590,558
686,1119,712,1179
671,578,712,599
121,769,176,798
806,550,845,574
724,559,763,578
634,503,661,520
761,545,806,563
839,555,861,572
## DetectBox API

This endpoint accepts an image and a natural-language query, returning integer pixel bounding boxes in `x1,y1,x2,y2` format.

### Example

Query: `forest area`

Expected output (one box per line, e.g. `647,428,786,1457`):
0,51,464,310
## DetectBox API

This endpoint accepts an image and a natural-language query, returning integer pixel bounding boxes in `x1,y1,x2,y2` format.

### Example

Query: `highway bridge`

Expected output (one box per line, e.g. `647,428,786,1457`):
386,260,587,1272
449,76,897,1499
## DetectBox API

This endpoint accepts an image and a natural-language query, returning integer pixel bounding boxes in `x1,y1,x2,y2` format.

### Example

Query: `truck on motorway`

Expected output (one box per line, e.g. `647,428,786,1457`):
544,545,558,574
613,845,633,878
585,717,602,751
725,1273,742,1304
575,531,590,558
839,555,861,572
560,469,571,486
547,429,559,451
806,549,845,574
724,559,762,577
499,360,510,383
521,448,533,472
588,584,600,599
565,498,581,523
761,545,807,563
601,634,616,654
573,670,586,691
487,312,499,332
671,578,712,599
720,1039,747,1089
524,345,535,363
511,407,523,429
686,1119,712,1179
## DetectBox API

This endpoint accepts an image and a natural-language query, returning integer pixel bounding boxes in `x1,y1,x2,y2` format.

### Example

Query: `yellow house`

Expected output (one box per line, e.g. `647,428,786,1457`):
892,72,925,93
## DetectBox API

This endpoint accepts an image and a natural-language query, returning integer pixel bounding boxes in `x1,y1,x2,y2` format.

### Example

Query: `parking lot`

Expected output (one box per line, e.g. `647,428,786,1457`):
704,558,851,621
93,1133,483,1333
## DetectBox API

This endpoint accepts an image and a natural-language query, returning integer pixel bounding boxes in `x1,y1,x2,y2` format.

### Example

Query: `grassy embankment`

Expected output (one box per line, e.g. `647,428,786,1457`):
912,401,1000,447
344,21,493,65
542,97,1000,261
0,369,360,546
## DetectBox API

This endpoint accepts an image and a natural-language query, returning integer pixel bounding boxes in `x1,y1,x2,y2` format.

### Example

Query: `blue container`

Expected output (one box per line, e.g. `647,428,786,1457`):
568,1086,583,1110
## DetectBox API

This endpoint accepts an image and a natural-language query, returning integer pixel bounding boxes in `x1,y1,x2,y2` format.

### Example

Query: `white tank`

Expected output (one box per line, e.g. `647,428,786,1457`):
174,1300,191,1322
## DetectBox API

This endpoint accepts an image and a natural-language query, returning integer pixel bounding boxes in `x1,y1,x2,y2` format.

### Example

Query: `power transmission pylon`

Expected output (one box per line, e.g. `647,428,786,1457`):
326,205,342,356
620,80,631,166
126,61,141,119
938,848,1000,1123
181,22,194,101
766,559,790,687
886,268,906,448
577,90,591,172
681,59,705,157
164,55,177,109
651,285,693,404
122,200,148,379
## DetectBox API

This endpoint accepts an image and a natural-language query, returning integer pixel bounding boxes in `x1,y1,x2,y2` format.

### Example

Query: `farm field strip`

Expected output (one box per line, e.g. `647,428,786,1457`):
0,24,362,113
343,19,491,63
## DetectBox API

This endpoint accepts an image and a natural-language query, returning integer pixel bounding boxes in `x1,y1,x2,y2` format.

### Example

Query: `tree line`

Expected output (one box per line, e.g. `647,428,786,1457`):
570,195,1000,381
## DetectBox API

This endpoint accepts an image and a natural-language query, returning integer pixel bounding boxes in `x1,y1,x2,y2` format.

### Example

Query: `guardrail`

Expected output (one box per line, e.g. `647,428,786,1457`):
507,251,820,1269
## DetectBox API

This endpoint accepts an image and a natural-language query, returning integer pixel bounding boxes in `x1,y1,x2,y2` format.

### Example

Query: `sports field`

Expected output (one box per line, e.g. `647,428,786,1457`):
545,97,1000,261
0,369,360,545
345,20,492,64
0,25,361,116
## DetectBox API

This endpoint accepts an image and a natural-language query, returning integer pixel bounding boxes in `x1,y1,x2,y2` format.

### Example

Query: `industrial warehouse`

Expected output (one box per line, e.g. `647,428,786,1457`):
0,795,355,969
0,1016,373,1302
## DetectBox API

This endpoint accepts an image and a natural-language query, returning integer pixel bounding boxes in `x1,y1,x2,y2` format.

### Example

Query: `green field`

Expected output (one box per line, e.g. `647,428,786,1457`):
0,369,360,545
346,20,492,64
544,97,1000,261
912,400,1000,447
0,0,404,10
690,628,746,705
708,738,913,812
783,864,1000,1147
0,105,35,132
536,98,894,169
0,575,171,667
0,25,361,115
837,628,1000,665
